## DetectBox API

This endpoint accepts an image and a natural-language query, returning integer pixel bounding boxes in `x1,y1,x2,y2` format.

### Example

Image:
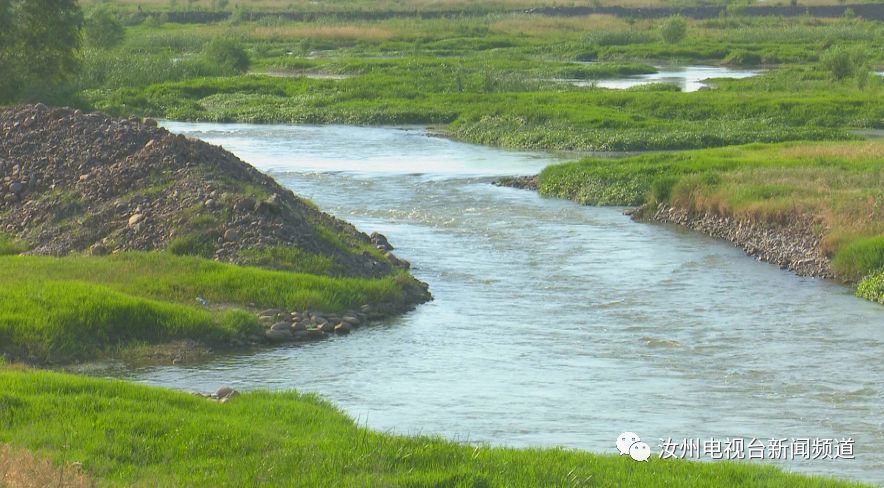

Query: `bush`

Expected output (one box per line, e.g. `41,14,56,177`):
660,16,688,44
202,38,250,74
856,268,884,304
820,46,866,81
84,8,125,49
831,235,884,281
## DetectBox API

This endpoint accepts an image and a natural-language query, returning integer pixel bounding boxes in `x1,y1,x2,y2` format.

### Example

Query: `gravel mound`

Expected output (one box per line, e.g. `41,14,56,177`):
0,104,400,278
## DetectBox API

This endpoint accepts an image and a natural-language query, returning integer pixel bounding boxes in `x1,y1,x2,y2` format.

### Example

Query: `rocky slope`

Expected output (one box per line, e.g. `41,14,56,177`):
642,204,832,278
0,104,414,280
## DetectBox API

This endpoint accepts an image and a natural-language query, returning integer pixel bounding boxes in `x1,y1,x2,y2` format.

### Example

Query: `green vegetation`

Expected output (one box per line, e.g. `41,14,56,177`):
0,233,27,256
84,7,126,49
0,0,82,103
660,15,688,44
831,236,884,281
539,141,883,290
856,269,884,304
0,367,871,487
202,37,251,73
0,253,408,363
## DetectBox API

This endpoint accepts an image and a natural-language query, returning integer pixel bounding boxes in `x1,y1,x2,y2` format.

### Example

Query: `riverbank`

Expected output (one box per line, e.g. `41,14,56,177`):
0,365,872,487
0,105,430,365
504,141,883,303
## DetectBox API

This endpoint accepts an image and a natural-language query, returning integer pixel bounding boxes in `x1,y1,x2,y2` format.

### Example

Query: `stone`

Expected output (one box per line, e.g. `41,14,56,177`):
370,232,393,250
8,181,22,194
306,328,324,339
89,243,108,256
223,229,240,242
128,213,144,227
292,330,308,340
270,321,291,332
215,386,237,399
334,323,351,335
265,328,293,342
317,322,335,333
341,315,360,326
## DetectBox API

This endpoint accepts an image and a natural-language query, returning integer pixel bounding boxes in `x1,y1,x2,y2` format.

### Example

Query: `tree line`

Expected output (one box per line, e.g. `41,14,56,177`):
0,0,83,104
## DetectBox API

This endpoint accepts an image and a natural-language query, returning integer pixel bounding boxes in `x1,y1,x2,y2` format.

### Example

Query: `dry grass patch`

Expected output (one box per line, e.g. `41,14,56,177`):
252,24,396,41
0,444,92,488
490,14,628,35
780,141,884,161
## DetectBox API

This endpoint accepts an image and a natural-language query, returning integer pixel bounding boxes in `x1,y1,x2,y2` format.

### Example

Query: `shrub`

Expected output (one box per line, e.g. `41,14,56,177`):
820,46,866,81
660,16,688,44
84,8,125,49
856,268,884,304
202,38,250,74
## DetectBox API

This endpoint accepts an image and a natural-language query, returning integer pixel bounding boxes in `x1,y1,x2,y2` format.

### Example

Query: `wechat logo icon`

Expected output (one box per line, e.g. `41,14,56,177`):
617,432,651,462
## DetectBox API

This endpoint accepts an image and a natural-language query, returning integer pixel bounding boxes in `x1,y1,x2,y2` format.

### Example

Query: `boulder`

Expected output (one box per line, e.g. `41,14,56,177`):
215,386,237,400
270,321,291,332
265,328,293,343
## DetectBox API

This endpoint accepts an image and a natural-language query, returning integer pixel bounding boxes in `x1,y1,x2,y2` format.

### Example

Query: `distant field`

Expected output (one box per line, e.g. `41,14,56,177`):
78,0,884,11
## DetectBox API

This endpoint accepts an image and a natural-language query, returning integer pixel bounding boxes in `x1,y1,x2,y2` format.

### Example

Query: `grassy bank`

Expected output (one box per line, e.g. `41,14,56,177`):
538,141,883,300
0,366,871,487
0,253,412,363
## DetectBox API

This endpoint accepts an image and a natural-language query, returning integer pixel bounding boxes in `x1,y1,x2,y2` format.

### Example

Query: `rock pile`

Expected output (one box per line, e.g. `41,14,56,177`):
0,104,414,278
255,303,394,344
493,175,539,191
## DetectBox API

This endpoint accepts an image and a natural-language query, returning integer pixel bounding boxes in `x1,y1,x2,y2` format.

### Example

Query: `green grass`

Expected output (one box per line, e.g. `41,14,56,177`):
832,236,884,281
0,252,409,363
538,141,884,288
0,233,28,255
0,367,871,487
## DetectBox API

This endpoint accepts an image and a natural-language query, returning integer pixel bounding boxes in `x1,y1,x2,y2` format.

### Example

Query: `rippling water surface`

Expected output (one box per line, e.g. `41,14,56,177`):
96,123,883,483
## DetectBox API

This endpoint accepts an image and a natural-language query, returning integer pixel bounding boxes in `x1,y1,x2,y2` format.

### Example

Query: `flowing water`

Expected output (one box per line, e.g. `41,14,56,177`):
566,65,759,92
93,123,883,484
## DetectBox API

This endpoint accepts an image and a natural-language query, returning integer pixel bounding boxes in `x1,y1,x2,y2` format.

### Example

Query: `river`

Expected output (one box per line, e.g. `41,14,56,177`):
95,122,884,484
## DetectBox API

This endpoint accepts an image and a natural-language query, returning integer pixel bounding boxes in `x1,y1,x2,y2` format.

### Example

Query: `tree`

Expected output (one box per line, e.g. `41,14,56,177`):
84,7,125,49
821,46,867,81
0,0,13,100
660,15,687,44
0,0,83,103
